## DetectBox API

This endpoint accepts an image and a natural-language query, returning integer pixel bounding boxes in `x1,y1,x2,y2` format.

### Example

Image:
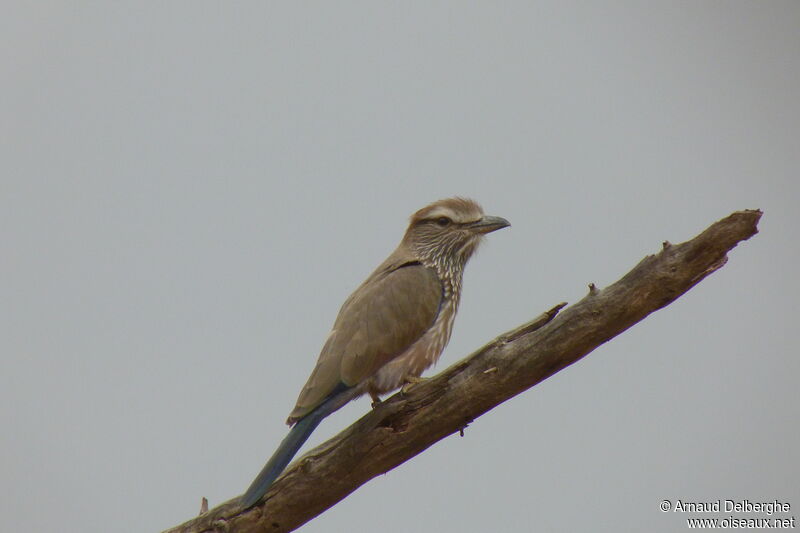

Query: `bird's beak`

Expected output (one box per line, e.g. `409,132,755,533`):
468,215,510,234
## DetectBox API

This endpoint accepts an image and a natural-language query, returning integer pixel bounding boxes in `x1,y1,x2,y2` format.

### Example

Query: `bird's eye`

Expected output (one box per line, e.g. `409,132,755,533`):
435,217,451,227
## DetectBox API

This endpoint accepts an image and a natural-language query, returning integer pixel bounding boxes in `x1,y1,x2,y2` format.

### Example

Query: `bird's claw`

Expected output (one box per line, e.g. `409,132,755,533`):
401,375,427,395
370,392,382,409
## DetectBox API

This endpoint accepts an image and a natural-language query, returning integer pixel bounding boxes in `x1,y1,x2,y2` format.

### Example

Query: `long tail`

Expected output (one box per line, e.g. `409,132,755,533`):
240,409,325,508
240,385,355,508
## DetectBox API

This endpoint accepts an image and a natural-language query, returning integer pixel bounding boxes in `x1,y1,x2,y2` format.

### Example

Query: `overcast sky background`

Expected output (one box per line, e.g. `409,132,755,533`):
2,3,798,532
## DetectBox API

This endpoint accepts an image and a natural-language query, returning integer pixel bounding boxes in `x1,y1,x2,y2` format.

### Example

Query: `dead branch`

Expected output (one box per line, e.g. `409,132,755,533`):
164,209,761,533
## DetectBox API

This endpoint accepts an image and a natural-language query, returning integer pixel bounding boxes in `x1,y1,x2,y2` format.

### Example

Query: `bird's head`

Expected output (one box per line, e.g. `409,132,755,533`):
402,197,510,270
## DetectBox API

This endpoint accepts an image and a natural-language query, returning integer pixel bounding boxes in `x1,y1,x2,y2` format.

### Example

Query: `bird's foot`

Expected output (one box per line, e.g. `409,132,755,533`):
370,392,382,409
401,375,427,395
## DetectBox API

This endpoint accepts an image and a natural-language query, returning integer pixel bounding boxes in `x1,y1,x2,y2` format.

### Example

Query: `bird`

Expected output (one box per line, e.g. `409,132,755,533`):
241,197,509,508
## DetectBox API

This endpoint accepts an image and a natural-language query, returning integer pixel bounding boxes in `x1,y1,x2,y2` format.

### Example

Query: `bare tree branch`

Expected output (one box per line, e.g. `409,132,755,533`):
164,209,761,533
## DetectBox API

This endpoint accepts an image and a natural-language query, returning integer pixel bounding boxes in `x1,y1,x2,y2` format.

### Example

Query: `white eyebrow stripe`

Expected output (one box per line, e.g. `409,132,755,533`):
424,206,482,224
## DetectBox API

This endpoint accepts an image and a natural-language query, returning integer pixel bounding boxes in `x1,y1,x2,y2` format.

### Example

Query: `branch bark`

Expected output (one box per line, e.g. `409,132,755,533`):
164,209,762,533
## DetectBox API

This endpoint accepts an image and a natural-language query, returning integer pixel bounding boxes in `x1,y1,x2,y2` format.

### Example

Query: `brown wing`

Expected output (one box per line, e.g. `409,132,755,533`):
288,263,442,421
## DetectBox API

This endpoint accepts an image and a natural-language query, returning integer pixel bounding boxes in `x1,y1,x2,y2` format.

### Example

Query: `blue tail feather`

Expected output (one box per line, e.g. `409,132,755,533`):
240,410,324,508
241,384,354,508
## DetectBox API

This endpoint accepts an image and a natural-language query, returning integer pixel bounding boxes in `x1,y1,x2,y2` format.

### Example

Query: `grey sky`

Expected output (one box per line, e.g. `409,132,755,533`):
1,3,798,532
